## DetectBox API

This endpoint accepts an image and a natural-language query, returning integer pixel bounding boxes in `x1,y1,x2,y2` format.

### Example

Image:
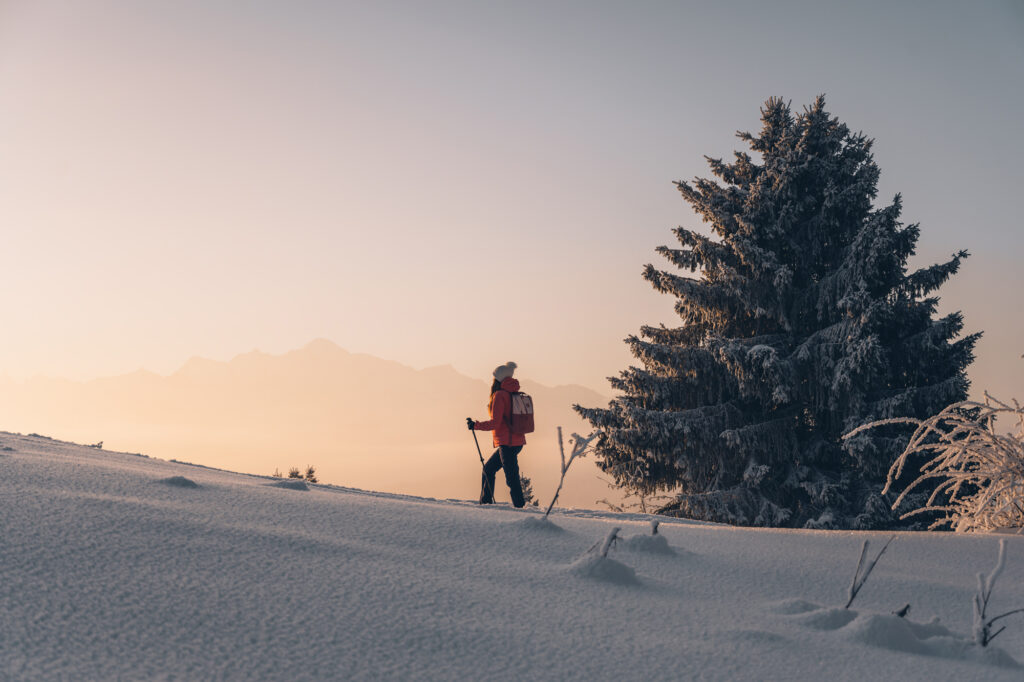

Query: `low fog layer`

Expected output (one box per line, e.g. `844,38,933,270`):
0,339,617,508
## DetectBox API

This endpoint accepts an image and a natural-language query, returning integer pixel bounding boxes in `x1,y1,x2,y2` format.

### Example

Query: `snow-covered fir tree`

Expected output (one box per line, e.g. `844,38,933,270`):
576,96,979,529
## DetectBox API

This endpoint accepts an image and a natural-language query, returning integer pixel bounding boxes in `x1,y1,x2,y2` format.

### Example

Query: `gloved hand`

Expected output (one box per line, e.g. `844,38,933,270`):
466,417,475,431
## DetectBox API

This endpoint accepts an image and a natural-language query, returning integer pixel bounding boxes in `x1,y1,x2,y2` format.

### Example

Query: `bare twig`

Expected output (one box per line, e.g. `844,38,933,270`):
543,428,598,519
845,535,896,609
585,527,621,558
973,539,1024,646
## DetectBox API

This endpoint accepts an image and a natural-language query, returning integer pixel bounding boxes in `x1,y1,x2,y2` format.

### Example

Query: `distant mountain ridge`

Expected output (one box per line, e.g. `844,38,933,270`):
0,339,618,508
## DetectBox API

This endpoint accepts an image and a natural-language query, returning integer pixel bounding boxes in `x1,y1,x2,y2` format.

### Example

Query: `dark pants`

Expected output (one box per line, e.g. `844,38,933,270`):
479,445,525,508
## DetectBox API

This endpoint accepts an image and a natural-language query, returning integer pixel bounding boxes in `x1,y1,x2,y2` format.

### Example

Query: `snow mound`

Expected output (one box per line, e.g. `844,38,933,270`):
157,476,199,488
620,533,674,555
568,553,638,585
845,613,949,656
516,516,564,532
793,606,858,630
845,613,1019,667
783,603,1020,668
270,479,309,491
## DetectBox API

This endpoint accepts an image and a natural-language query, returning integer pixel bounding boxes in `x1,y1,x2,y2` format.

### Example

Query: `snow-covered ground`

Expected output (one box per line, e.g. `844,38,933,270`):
3,433,1023,681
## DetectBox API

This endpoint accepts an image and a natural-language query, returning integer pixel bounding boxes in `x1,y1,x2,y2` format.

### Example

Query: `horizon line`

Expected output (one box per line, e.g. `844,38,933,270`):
0,337,613,396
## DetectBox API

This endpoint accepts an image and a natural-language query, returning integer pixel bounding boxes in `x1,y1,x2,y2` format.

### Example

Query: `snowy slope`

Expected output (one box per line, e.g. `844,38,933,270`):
2,433,1023,681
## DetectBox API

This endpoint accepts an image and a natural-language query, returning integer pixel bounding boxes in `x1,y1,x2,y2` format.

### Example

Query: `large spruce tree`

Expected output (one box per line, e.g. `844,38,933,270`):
577,96,978,529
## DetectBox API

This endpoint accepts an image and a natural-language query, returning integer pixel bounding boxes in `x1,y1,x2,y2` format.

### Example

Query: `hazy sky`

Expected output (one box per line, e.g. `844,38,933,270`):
2,0,1022,397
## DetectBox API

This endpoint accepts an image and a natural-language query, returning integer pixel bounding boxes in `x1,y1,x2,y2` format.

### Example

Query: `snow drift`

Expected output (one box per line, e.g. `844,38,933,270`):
2,432,1023,681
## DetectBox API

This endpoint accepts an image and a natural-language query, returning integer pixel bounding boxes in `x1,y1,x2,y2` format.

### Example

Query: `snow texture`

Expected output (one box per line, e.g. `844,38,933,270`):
567,551,639,585
157,475,199,488
620,532,675,555
270,478,310,491
3,432,1024,681
517,516,566,532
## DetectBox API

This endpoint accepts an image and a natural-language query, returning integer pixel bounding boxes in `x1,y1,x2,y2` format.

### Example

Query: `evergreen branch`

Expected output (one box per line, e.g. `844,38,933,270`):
898,250,968,299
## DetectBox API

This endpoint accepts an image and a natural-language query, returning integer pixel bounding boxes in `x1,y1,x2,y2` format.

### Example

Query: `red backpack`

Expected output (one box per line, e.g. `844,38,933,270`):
505,391,535,435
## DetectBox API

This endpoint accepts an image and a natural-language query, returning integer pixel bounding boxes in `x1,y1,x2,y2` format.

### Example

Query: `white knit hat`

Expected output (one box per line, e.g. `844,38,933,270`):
493,361,517,381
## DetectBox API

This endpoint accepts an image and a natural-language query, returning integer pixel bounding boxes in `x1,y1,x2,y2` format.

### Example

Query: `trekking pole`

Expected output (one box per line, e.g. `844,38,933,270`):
471,428,495,503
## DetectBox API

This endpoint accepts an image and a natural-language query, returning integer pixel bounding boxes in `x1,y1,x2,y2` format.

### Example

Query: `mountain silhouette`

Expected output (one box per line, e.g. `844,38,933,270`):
0,340,620,508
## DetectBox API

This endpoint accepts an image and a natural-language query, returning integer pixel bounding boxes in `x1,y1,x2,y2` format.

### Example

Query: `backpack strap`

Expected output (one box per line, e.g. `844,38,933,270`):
502,389,516,427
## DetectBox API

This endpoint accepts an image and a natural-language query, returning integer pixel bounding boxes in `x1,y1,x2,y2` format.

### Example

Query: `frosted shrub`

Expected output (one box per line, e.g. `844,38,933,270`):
845,394,1024,532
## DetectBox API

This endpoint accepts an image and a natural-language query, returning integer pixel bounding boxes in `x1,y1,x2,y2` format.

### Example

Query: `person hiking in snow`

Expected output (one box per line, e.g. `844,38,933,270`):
466,361,531,508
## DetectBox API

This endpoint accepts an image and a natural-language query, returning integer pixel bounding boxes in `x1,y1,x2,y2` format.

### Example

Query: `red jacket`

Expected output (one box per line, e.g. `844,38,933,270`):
474,377,527,447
